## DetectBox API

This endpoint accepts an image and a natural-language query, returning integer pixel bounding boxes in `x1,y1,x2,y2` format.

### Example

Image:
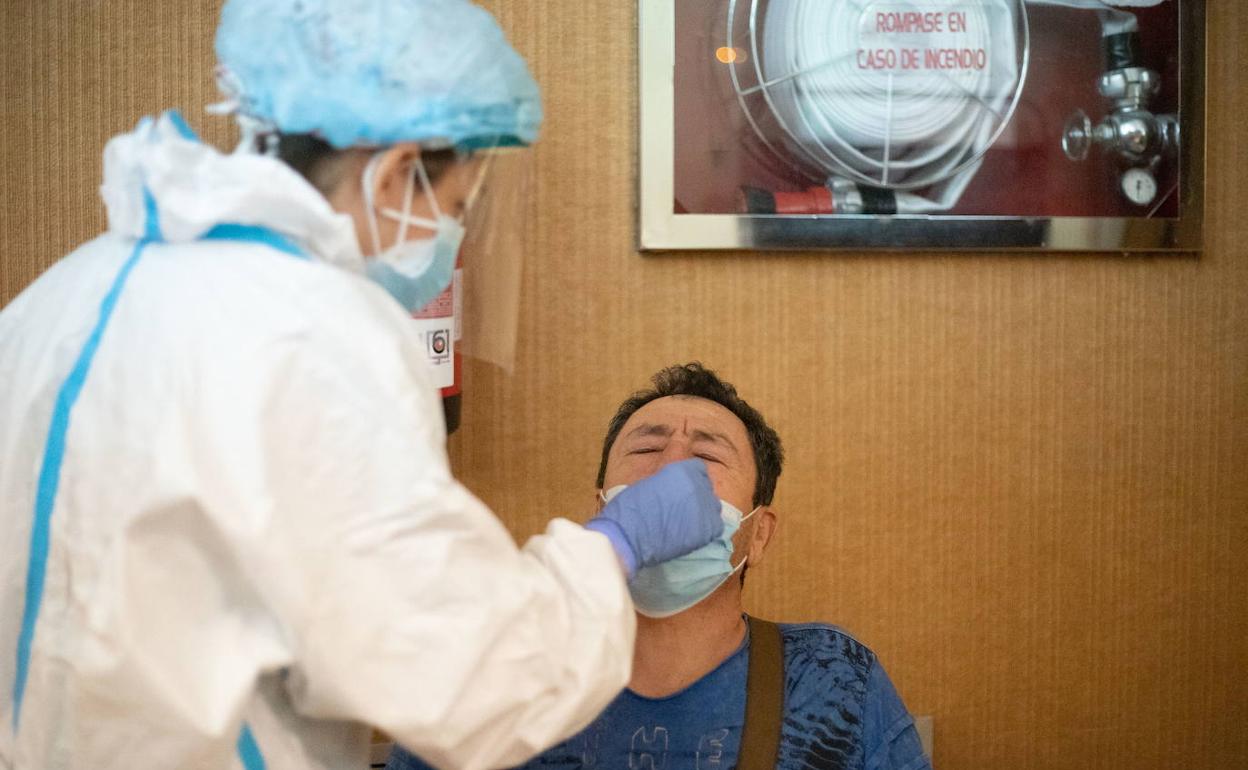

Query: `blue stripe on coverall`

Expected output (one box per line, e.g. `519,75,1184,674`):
14,143,302,767
11,187,163,728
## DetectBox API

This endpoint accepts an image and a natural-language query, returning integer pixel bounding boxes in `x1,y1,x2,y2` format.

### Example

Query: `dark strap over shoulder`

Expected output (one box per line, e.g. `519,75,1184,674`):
738,616,784,770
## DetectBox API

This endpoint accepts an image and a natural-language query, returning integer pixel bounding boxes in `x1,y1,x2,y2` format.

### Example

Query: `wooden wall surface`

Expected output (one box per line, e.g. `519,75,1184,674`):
2,2,1244,767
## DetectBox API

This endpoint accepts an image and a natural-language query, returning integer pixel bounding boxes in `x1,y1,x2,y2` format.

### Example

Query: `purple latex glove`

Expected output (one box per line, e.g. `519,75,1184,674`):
585,459,723,578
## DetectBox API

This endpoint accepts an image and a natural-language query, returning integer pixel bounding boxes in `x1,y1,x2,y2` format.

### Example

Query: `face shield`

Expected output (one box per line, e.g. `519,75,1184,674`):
382,141,532,376
454,145,531,373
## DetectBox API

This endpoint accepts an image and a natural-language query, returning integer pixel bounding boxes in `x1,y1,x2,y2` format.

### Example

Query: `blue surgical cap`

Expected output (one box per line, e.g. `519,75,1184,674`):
215,0,542,150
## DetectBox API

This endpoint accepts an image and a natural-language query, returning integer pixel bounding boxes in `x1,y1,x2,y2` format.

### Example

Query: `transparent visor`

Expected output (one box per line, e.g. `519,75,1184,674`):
393,143,532,373
456,146,531,373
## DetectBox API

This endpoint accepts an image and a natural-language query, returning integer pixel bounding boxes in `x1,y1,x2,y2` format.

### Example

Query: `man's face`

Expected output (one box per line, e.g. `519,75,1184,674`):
602,395,756,520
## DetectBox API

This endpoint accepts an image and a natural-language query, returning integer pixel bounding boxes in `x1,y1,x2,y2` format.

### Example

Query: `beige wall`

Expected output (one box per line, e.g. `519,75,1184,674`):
3,2,1245,768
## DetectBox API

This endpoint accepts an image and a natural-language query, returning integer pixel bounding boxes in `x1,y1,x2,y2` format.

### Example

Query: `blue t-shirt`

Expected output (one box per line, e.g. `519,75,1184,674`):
387,620,930,770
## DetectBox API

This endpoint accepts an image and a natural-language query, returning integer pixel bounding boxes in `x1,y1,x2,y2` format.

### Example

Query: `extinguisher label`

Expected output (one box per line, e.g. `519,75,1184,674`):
411,317,455,389
411,269,460,391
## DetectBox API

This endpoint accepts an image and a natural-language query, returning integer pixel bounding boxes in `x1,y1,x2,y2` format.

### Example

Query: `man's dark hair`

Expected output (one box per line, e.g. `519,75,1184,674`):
597,363,784,506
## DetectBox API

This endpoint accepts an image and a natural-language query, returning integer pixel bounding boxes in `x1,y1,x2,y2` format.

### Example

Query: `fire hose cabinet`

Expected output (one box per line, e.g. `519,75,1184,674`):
639,0,1204,251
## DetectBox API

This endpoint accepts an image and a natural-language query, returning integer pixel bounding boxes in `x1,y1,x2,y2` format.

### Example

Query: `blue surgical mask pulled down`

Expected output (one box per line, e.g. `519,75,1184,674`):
600,484,759,618
361,150,463,312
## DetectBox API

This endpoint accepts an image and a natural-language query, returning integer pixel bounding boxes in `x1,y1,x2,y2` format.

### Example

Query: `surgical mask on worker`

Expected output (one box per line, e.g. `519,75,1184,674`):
361,151,464,313
600,484,760,618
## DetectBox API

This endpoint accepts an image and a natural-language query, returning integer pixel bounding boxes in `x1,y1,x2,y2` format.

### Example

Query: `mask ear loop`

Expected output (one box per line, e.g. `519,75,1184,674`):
363,151,423,256
731,505,763,571
412,154,442,220
393,155,416,246
362,152,386,257
598,485,628,505
378,153,442,232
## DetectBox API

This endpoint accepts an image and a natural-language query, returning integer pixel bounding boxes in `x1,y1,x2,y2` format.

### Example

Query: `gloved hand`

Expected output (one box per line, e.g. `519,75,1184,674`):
585,458,723,579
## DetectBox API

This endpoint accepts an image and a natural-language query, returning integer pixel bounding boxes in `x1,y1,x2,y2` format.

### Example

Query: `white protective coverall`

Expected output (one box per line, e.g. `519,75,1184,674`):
0,113,634,770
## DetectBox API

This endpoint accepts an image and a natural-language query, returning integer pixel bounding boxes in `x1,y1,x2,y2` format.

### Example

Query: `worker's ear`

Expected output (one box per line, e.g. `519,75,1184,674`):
368,142,422,210
322,142,423,253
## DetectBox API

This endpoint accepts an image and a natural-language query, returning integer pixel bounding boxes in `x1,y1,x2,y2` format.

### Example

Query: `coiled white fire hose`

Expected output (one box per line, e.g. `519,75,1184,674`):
753,0,1158,213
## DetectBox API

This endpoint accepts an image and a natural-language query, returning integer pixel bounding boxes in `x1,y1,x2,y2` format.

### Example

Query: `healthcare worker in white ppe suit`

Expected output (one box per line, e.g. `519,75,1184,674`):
0,1,724,768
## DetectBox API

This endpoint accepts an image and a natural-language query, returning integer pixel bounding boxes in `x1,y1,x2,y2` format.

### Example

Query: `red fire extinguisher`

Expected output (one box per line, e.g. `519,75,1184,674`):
410,254,463,433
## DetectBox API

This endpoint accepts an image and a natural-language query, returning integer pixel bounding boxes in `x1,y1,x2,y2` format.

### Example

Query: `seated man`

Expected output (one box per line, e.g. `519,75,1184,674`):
388,363,930,770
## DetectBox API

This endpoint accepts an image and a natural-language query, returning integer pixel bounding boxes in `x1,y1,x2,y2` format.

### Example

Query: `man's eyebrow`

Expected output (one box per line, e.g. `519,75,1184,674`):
623,423,673,441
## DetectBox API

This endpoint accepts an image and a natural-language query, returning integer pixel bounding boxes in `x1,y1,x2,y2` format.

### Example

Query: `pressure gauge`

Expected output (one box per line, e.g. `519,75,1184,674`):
1121,167,1157,206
